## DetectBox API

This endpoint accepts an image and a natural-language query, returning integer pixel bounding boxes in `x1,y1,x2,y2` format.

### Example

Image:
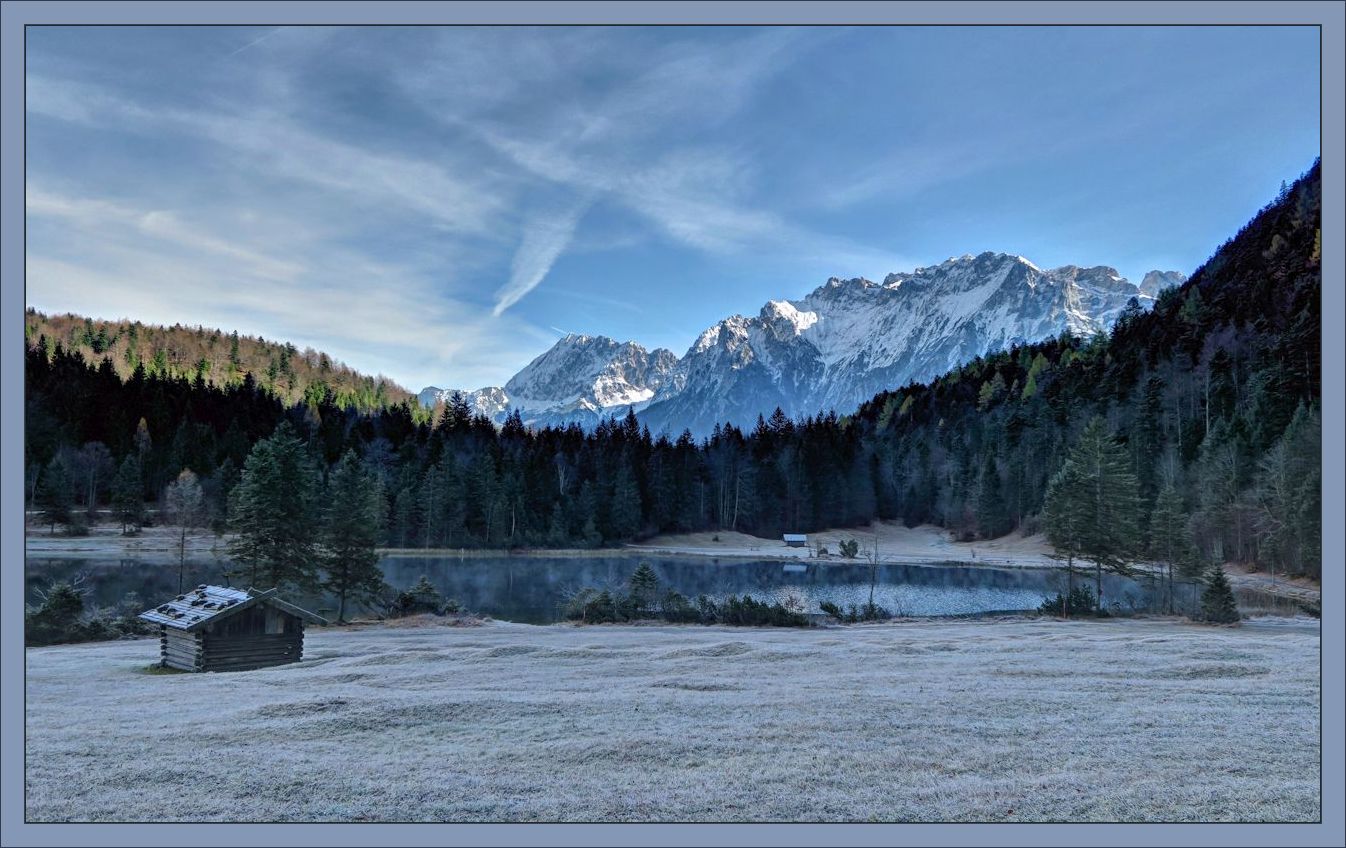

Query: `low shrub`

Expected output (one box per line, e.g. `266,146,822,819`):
716,595,811,627
25,582,154,646
390,576,461,617
819,600,891,623
563,566,812,627
1037,584,1105,617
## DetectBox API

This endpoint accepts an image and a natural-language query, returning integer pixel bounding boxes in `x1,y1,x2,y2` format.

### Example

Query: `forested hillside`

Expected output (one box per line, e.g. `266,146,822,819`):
24,160,1321,579
24,312,411,411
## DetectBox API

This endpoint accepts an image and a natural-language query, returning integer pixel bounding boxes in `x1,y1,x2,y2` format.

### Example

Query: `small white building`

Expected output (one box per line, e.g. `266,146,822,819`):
782,533,808,548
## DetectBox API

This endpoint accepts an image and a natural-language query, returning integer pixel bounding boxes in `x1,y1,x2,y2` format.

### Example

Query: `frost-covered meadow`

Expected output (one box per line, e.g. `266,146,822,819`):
25,617,1320,822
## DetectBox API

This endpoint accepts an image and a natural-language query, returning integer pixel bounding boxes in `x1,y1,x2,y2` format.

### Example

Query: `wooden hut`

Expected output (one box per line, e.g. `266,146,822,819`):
139,585,326,672
782,533,808,548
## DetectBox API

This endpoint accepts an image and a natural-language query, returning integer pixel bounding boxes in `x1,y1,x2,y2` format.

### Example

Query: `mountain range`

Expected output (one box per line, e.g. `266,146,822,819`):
419,253,1186,435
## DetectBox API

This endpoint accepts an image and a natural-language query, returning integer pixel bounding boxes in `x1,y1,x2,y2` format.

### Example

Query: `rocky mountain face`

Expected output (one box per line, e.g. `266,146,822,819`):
420,253,1186,436
419,336,677,428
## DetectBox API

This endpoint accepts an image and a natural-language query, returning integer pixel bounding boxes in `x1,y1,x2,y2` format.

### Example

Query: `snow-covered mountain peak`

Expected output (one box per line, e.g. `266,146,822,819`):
420,250,1183,436
760,300,819,336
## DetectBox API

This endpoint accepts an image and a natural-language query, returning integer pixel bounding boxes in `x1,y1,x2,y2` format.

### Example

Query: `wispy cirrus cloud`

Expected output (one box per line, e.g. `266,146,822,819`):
493,197,593,317
27,74,508,237
27,187,306,281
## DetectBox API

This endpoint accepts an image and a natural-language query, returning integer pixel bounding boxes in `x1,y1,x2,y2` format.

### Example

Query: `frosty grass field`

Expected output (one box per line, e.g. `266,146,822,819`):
25,616,1320,822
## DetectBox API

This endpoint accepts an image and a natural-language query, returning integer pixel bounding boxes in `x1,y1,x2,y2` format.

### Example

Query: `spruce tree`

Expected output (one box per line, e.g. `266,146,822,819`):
321,451,387,622
36,455,73,533
227,422,321,592
1044,417,1142,611
1042,459,1090,616
629,562,660,612
110,455,145,534
1200,564,1240,624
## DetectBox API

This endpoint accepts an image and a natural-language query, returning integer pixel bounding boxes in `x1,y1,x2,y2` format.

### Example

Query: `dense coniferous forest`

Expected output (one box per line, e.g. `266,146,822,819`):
24,161,1322,579
23,311,413,411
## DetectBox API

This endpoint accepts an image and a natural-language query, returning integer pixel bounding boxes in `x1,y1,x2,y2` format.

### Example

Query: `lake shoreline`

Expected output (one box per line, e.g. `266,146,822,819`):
25,520,1320,608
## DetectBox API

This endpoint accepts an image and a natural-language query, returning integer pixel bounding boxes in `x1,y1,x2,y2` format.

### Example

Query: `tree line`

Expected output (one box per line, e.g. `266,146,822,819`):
24,160,1322,588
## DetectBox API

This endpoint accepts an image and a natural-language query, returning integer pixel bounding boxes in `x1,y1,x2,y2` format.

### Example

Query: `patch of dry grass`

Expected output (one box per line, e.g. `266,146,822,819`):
24,617,1319,822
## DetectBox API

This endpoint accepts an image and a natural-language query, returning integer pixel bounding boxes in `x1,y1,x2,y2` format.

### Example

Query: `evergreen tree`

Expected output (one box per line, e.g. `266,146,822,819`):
545,502,569,547
110,455,145,534
975,453,1012,539
608,466,642,540
36,455,73,533
628,562,660,612
1042,460,1090,616
321,451,387,622
1149,484,1195,614
581,515,602,548
1045,417,1142,610
226,422,321,591
1200,564,1240,624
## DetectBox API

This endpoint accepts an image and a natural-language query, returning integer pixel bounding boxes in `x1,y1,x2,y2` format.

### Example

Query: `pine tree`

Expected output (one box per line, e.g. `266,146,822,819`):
1200,564,1240,624
321,451,387,622
226,422,321,592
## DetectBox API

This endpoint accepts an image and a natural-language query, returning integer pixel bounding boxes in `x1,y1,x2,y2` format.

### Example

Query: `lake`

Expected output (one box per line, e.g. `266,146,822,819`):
23,554,1191,623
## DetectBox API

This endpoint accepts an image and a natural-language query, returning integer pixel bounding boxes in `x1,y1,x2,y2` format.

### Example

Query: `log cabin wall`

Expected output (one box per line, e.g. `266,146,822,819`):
161,626,204,671
200,607,304,672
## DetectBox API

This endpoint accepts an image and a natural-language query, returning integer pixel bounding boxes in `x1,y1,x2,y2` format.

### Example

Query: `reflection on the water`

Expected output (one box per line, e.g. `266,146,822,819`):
25,554,1199,624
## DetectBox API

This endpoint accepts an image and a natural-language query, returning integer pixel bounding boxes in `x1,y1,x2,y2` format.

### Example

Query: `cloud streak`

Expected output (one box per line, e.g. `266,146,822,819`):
493,197,592,316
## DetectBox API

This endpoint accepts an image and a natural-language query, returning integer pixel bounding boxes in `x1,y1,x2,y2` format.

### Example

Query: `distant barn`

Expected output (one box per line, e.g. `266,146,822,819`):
139,585,326,673
783,534,808,548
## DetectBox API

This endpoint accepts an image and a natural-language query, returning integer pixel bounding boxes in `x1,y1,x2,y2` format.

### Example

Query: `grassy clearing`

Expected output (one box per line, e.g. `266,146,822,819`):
25,616,1319,822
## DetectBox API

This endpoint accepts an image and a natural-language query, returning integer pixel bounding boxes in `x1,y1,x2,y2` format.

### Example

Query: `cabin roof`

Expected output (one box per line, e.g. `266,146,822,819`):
782,533,808,542
138,585,326,632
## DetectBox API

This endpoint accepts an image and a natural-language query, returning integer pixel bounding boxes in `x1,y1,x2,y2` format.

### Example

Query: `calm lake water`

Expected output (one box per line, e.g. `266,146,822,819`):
23,554,1209,624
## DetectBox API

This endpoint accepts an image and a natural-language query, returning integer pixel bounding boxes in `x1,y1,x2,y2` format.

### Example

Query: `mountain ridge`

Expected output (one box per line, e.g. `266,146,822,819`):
421,253,1186,434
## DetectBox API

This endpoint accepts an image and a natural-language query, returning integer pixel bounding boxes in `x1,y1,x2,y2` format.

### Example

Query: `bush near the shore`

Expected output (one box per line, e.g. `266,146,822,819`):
564,564,812,627
819,600,892,623
1036,585,1105,617
387,576,462,618
25,582,154,647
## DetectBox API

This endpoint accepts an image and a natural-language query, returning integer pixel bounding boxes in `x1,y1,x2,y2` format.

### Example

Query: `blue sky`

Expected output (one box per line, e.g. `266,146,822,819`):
26,25,1320,391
